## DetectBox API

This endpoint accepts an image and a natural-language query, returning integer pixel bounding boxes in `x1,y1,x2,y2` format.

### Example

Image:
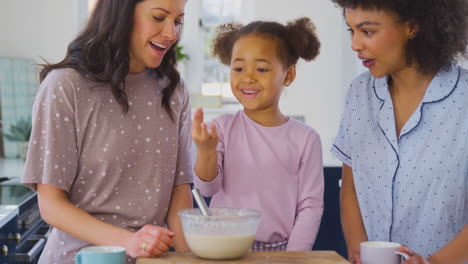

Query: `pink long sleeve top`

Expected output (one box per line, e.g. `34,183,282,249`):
194,110,324,251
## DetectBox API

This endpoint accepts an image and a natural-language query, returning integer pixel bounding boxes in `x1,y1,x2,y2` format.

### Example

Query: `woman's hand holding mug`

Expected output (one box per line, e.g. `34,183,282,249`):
349,251,362,264
398,246,431,264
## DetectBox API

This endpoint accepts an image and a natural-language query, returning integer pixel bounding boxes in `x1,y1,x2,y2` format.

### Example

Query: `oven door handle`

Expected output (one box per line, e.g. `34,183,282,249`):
16,237,46,262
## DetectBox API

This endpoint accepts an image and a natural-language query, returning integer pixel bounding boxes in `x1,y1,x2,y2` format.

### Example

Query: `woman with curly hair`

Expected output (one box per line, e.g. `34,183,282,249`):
330,0,468,263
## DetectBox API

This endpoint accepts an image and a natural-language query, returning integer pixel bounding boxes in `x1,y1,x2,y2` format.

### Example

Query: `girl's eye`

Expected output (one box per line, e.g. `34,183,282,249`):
363,30,374,36
257,68,269,73
232,67,243,72
175,20,184,26
347,28,354,35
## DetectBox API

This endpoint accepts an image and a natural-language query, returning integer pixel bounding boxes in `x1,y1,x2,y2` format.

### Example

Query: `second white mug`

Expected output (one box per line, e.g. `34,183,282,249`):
360,241,409,264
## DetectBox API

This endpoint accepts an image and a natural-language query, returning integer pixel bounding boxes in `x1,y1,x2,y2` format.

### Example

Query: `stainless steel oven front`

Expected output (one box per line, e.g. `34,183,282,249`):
0,178,47,263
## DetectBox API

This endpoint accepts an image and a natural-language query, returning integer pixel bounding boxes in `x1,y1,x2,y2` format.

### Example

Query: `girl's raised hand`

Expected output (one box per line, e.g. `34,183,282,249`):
126,225,174,258
191,108,218,151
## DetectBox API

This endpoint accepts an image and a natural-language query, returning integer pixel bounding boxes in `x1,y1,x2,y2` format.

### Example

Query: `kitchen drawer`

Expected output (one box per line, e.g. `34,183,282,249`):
16,237,45,264
0,214,18,264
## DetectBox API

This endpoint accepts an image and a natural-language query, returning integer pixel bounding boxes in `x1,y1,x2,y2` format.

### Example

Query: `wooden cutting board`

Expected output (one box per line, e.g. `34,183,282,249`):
137,251,350,264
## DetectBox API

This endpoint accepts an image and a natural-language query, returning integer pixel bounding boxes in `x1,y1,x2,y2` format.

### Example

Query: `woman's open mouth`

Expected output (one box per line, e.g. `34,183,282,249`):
150,41,168,54
362,59,376,68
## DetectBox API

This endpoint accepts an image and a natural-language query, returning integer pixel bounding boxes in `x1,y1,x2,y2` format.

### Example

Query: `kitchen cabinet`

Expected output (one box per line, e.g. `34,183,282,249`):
0,206,19,264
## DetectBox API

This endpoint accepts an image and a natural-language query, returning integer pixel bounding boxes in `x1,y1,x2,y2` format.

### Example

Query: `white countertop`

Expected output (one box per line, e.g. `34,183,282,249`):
0,158,25,179
0,205,19,228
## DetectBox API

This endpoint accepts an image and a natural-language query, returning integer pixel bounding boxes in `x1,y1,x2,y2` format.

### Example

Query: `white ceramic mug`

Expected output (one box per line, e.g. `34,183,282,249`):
360,241,409,264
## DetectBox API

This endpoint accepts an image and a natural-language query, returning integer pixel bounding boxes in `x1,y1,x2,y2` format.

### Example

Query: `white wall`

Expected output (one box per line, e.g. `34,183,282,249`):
179,0,204,95
458,56,468,68
180,0,468,166
3,0,466,166
10,1,466,167
0,0,360,166
0,0,86,63
180,0,361,166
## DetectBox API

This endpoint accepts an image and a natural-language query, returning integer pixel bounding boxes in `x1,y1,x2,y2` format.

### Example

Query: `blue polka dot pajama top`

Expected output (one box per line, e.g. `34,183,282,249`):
331,63,468,258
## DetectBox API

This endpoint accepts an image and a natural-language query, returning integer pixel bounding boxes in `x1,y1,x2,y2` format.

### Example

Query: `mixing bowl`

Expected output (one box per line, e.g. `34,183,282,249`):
179,208,261,260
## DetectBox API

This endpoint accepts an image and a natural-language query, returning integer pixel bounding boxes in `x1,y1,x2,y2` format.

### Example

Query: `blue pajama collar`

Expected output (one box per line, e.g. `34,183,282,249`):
373,63,460,103
372,63,460,150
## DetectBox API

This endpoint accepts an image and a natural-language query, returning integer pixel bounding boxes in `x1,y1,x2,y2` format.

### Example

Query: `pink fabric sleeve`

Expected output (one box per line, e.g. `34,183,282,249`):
193,118,224,197
286,132,324,251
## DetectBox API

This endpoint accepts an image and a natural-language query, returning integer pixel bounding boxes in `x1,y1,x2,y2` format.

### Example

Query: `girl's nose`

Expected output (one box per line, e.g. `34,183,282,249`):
242,71,256,83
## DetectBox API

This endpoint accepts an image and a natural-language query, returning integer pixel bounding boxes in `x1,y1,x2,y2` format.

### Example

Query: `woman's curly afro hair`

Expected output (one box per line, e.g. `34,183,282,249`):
331,0,468,73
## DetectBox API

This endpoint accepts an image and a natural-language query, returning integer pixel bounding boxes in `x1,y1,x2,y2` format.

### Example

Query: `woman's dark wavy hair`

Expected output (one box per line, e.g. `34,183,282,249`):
212,17,321,68
331,0,468,74
39,0,181,119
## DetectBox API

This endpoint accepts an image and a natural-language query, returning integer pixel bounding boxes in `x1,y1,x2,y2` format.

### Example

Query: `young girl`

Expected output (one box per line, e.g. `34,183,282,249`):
192,17,324,251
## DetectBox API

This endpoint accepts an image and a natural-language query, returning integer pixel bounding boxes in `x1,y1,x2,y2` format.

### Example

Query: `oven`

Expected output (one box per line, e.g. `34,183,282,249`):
0,205,19,264
0,178,47,264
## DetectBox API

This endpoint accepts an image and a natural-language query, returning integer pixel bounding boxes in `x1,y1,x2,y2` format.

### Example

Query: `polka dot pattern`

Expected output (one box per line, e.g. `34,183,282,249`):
23,68,194,264
331,64,468,258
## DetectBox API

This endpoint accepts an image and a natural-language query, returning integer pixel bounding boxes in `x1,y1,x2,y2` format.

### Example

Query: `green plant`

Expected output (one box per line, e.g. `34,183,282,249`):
1,117,32,142
176,45,190,62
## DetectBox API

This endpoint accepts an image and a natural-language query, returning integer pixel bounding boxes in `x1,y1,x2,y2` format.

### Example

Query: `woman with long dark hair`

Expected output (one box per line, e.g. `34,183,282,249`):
23,0,193,263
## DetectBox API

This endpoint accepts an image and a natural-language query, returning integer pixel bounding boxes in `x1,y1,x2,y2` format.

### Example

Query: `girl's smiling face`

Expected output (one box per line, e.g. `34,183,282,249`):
129,0,186,73
230,34,294,115
345,7,415,78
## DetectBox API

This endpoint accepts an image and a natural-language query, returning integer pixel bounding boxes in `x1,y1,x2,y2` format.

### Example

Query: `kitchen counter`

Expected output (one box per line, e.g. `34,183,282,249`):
137,251,350,264
0,205,19,228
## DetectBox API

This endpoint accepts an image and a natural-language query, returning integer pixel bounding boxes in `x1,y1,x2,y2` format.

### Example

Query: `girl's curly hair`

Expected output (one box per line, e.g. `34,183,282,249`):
331,0,468,74
212,17,321,68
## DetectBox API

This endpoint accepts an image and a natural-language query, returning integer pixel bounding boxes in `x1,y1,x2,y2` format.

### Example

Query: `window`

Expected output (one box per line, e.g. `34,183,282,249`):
200,0,241,103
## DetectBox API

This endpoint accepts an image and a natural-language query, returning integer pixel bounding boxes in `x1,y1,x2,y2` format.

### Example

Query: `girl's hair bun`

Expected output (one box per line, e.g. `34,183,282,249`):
286,17,320,61
212,23,243,65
